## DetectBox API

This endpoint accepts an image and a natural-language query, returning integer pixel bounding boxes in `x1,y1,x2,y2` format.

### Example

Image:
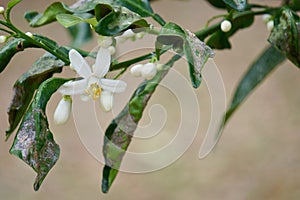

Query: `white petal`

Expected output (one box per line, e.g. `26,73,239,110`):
69,49,92,78
80,94,90,102
58,79,88,95
141,63,157,80
100,79,127,93
130,64,143,77
94,47,111,77
100,91,114,112
54,97,72,125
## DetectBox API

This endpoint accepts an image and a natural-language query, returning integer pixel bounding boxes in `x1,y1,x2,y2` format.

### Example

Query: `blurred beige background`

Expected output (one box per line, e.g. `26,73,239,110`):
1,0,300,199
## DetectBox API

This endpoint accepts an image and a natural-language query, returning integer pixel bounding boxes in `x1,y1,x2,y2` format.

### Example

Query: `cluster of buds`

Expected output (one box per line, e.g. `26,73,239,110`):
130,62,163,80
97,36,116,55
115,29,146,43
262,14,274,31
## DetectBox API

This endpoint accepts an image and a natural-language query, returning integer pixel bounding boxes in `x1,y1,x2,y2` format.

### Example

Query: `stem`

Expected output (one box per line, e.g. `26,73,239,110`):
0,27,14,34
195,8,276,40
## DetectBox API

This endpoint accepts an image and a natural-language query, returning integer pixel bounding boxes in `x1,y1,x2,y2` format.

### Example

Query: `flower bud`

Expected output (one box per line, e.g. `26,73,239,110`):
0,6,4,14
156,63,164,71
141,63,157,80
267,20,274,31
25,32,33,38
0,35,7,43
100,91,114,112
262,14,272,23
121,29,135,39
98,36,113,48
130,64,144,77
221,20,232,32
108,46,116,55
54,96,72,125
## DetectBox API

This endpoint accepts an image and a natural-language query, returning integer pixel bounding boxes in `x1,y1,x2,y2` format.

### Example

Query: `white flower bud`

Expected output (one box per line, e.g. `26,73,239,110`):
0,6,4,14
100,91,114,112
98,36,113,48
0,35,7,43
267,20,274,31
135,32,145,39
54,96,72,125
108,46,116,55
262,14,272,23
141,63,157,80
25,32,33,38
130,64,144,77
156,63,164,71
121,29,135,39
221,20,232,32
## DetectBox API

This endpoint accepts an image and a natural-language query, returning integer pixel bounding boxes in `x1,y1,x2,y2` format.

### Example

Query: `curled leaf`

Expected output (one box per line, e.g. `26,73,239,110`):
268,7,300,68
6,53,65,139
0,38,37,73
10,78,70,190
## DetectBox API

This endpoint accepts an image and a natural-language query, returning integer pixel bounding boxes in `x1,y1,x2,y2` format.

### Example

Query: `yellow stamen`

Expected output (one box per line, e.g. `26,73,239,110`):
85,83,102,100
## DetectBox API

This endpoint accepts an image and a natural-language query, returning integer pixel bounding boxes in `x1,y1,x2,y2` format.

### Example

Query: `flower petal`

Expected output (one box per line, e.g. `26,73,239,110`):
58,79,87,95
69,49,92,78
94,47,111,77
100,91,114,112
100,78,127,93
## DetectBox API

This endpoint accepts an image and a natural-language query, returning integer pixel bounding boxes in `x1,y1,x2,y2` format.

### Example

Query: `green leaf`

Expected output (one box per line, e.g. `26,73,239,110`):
25,2,70,27
56,14,83,28
205,0,227,9
226,46,286,121
0,38,37,74
199,46,286,159
6,0,22,18
10,77,69,191
95,7,149,36
116,0,153,17
206,30,231,49
157,22,214,88
222,0,247,11
68,22,93,48
102,55,181,193
268,7,300,68
6,53,65,139
33,35,69,63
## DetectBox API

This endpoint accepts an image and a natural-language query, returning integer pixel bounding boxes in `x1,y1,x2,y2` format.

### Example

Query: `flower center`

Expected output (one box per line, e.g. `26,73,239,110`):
85,83,102,100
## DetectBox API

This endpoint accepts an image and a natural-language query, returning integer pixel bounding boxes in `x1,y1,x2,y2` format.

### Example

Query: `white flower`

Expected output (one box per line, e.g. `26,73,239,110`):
0,6,4,14
25,32,33,38
141,63,157,80
267,20,274,31
58,48,127,111
0,35,7,43
54,96,72,125
130,64,144,77
221,20,232,32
